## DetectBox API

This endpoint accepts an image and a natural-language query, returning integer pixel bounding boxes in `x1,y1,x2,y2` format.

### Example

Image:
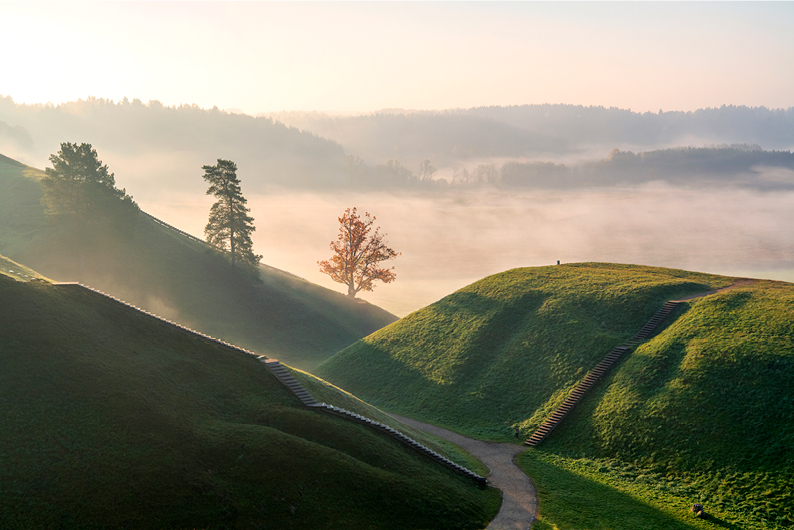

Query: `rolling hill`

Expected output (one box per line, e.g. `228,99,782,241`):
316,263,793,529
0,153,396,370
315,263,736,439
0,268,499,529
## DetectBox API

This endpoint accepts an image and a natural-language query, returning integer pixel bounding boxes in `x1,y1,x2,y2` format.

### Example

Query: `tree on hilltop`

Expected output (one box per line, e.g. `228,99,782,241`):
318,207,399,298
41,142,137,225
202,159,261,268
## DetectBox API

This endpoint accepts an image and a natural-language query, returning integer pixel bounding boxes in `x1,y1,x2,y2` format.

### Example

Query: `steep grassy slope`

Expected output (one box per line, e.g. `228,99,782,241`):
0,154,396,370
0,272,499,529
318,264,792,529
523,279,793,529
316,263,734,439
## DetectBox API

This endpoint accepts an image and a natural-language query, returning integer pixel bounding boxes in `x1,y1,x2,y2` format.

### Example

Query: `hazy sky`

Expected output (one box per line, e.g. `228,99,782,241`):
3,1,794,114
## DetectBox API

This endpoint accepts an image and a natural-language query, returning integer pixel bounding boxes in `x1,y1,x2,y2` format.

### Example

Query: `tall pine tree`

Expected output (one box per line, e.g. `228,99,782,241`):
202,159,261,268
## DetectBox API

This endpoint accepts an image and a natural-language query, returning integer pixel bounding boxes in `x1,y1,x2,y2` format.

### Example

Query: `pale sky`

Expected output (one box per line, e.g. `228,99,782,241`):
2,1,794,114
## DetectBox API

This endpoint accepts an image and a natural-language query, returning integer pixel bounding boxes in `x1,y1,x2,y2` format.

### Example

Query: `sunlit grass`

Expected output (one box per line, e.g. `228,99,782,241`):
317,265,792,529
0,254,49,282
317,263,734,440
542,280,794,529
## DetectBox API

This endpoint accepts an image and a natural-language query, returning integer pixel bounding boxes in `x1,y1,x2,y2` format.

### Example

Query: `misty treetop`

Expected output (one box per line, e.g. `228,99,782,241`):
41,142,137,225
202,158,261,268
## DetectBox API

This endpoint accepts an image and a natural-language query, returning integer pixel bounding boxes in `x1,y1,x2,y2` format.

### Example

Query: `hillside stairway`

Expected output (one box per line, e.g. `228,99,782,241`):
51,282,484,486
262,359,318,406
626,301,680,345
525,300,681,447
261,357,487,486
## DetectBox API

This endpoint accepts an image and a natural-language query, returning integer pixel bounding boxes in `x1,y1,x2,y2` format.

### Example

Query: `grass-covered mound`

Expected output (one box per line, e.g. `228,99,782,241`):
316,263,734,440
0,153,396,370
523,279,793,529
0,273,499,529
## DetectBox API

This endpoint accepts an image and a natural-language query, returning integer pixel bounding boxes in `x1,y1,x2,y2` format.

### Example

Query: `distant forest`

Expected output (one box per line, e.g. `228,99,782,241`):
0,96,348,194
1,96,793,193
271,104,794,166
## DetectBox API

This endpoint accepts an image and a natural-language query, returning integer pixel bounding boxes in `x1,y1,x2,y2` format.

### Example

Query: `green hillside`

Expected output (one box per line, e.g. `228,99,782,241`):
0,153,396,370
316,263,793,529
0,271,499,529
316,263,735,439
522,278,793,529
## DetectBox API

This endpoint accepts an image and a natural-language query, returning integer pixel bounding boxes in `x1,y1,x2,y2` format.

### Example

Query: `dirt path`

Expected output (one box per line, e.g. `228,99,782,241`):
390,414,536,530
673,278,757,301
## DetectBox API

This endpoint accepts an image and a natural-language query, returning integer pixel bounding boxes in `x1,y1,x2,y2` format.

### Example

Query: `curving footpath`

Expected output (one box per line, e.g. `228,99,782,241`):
390,414,537,530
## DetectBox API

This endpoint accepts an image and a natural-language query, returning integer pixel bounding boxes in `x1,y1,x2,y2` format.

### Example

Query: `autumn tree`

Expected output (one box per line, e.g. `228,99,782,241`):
41,142,137,225
318,207,399,298
202,159,261,268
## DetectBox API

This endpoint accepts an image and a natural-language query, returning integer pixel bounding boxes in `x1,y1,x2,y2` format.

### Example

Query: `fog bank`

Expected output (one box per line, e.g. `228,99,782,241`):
143,186,794,317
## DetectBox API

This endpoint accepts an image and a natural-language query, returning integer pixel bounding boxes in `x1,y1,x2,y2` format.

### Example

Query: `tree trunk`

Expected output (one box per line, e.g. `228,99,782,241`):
230,227,236,267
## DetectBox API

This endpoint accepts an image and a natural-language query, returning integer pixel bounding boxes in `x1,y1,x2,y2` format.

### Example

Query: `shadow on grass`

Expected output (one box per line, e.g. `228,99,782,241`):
517,451,743,530
701,512,742,529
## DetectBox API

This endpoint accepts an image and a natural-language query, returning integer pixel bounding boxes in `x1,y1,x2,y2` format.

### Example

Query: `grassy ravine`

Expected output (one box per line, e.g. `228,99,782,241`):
316,263,735,440
0,153,396,370
0,272,499,529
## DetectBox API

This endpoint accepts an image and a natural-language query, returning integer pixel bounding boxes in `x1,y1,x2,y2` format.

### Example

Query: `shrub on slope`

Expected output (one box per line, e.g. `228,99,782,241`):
315,263,734,440
0,154,396,370
0,274,498,529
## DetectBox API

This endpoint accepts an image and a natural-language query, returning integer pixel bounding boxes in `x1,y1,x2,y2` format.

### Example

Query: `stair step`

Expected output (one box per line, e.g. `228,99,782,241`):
524,300,685,447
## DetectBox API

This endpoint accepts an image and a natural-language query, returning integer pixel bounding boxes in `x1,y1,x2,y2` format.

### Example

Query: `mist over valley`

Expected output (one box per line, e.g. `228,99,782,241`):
2,96,792,314
3,3,794,528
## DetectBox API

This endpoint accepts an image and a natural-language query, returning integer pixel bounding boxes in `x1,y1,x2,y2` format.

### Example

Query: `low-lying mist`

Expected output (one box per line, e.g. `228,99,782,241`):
143,183,794,317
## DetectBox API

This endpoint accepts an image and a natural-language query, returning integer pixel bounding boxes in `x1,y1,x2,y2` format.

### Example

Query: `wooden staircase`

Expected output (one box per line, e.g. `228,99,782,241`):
261,359,317,406
626,301,680,344
525,300,681,447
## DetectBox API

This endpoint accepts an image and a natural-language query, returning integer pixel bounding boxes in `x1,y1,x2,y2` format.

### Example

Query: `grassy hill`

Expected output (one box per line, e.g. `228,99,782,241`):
0,153,396,370
522,277,793,530
0,270,499,529
315,263,735,439
316,263,793,529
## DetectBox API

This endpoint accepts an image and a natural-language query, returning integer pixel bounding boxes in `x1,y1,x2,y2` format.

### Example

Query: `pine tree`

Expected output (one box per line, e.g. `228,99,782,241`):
202,159,261,267
41,142,137,224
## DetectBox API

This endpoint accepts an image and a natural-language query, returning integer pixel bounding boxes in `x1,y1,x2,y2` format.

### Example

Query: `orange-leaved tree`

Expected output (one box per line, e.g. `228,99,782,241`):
318,207,399,298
